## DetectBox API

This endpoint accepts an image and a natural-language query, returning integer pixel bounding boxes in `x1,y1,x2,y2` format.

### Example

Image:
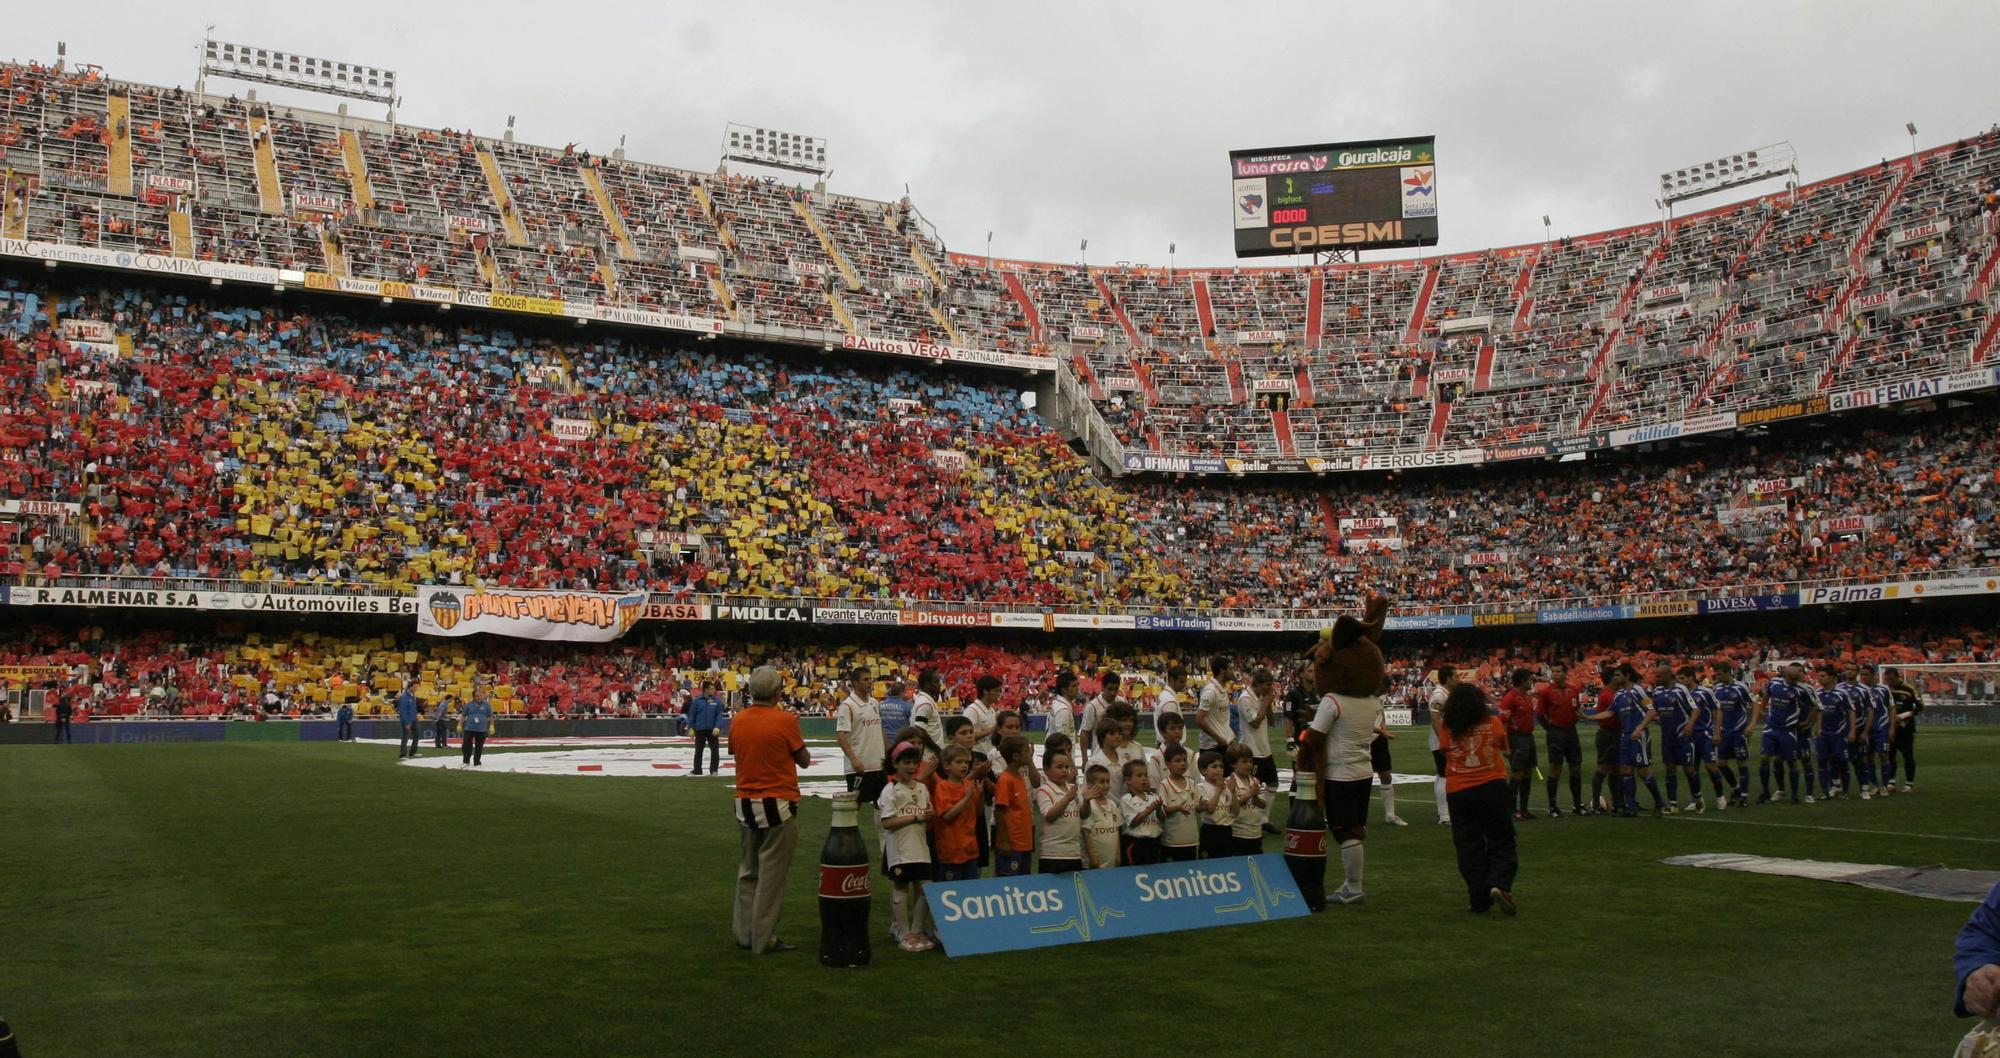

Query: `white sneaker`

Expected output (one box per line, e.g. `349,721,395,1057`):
1716,795,1727,812
1384,815,1409,827
1683,801,1700,814
1331,885,1366,906
1902,783,1913,793
1860,789,1872,801
1802,794,1816,804
1437,815,1452,826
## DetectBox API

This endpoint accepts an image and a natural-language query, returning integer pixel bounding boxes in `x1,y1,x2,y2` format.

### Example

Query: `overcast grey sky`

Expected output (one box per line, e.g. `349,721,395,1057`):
13,1,1998,267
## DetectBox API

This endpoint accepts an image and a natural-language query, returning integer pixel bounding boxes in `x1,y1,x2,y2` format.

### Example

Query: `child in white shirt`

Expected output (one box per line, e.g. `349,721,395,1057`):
878,740,935,951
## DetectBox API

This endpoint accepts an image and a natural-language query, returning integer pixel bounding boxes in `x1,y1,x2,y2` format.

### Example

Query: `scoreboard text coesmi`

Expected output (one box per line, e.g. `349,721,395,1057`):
1230,136,1438,257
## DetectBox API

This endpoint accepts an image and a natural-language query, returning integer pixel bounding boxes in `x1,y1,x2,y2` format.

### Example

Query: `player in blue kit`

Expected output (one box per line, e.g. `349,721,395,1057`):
1710,659,1754,807
1815,666,1857,799
1792,672,1823,801
1857,664,1895,798
1752,662,1807,804
1650,665,1697,814
1678,665,1732,811
1609,664,1666,817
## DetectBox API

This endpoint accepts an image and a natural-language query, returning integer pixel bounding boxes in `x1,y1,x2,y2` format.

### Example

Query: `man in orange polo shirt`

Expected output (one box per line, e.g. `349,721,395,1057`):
730,665,811,955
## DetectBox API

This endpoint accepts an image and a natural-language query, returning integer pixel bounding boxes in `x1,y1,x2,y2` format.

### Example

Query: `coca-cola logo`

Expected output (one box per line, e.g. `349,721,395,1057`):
1283,829,1327,857
819,864,871,898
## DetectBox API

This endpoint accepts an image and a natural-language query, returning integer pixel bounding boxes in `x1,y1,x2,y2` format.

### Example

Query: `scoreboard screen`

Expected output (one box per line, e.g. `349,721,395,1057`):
1230,136,1438,258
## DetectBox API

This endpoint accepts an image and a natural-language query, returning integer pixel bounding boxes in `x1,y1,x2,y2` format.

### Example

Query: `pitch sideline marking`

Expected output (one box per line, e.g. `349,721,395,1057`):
1666,814,2000,845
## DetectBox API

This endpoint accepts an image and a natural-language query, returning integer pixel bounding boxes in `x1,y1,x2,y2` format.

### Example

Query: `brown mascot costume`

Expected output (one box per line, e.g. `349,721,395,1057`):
1297,595,1389,906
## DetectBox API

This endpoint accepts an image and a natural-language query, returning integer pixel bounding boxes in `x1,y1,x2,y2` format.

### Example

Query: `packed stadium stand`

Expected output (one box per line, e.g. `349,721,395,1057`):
1,54,1998,625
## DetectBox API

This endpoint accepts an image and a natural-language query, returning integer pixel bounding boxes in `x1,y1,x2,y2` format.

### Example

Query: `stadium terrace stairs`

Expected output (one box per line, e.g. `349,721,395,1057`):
1473,337,1496,392
1093,272,1146,350
105,93,133,197
825,288,860,336
1192,276,1218,347
1822,160,1917,332
1304,272,1325,349
320,231,349,277
1004,272,1044,341
1226,358,1247,402
1404,262,1438,343
247,112,283,214
1271,406,1296,456
474,148,530,246
594,249,619,300
1972,252,2000,365
167,206,193,257
1425,397,1452,449
579,166,639,259
1293,362,1316,406
1316,495,1341,554
1509,248,1537,332
338,130,376,211
792,200,863,291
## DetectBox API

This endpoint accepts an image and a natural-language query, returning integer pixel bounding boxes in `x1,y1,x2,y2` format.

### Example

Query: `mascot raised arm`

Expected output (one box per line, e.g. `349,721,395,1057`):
1296,595,1389,907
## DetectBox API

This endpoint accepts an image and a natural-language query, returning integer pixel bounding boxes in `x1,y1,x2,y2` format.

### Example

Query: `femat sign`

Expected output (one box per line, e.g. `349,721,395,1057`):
924,854,1309,957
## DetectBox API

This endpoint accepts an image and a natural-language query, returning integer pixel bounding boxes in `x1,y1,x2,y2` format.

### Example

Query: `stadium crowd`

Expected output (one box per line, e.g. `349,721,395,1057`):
4,270,1996,616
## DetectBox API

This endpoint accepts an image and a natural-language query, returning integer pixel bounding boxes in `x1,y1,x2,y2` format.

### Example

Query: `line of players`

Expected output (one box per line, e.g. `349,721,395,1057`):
1574,659,1919,817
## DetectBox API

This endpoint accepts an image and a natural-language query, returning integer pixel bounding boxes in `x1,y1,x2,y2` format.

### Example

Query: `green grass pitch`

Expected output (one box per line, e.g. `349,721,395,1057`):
4,729,1994,1057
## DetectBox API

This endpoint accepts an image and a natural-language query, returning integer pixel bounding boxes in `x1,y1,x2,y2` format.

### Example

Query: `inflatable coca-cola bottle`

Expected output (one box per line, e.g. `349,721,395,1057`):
1283,770,1329,911
818,792,873,967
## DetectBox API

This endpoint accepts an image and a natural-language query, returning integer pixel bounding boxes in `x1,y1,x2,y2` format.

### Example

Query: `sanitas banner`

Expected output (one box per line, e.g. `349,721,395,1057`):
924,854,1308,957
417,587,646,642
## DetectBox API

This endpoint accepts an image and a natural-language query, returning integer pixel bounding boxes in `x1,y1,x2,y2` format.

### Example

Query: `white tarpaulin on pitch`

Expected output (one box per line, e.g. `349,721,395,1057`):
414,587,647,642
1663,853,2000,902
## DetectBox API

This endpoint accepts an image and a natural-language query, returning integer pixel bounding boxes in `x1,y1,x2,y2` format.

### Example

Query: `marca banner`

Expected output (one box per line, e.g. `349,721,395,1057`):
930,449,969,473
416,588,645,642
1103,375,1140,391
1238,330,1286,343
1697,593,1799,615
291,190,345,214
1818,515,1875,535
1801,575,2000,607
1462,550,1511,566
0,499,81,517
924,854,1309,957
1248,378,1295,393
146,174,194,194
550,417,597,442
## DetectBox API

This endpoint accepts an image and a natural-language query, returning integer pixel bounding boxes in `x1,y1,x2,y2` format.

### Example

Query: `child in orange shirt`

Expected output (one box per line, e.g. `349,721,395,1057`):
931,745,982,882
991,735,1035,877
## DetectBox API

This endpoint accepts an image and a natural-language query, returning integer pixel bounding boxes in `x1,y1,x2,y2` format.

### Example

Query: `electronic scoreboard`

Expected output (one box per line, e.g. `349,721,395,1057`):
1230,136,1438,257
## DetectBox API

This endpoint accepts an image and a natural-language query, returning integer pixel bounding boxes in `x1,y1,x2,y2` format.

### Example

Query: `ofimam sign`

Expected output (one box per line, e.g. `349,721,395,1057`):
924,854,1309,957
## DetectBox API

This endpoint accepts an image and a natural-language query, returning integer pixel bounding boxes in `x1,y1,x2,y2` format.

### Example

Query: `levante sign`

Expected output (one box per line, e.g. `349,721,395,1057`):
924,854,1309,957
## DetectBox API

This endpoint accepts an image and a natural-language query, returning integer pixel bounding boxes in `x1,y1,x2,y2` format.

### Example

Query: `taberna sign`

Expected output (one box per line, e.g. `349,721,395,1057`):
924,854,1309,957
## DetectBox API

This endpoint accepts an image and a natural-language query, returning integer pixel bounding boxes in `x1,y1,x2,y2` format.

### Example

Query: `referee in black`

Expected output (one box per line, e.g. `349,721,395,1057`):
1884,667,1923,793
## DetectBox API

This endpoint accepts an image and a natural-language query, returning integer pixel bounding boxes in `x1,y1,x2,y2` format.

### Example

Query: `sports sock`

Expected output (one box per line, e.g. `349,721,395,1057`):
1592,771,1606,805
1434,776,1448,819
1882,753,1898,785
1666,771,1679,803
1858,759,1875,789
1735,764,1751,794
1621,775,1637,810
1709,770,1726,796
1759,760,1773,795
1786,762,1801,797
890,888,908,939
1545,773,1558,807
1339,839,1364,893
1568,772,1584,809
1517,778,1530,813
1380,782,1397,820
1644,777,1665,807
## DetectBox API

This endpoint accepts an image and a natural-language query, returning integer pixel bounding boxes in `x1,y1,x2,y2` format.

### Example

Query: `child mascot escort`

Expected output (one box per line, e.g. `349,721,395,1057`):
1296,595,1390,907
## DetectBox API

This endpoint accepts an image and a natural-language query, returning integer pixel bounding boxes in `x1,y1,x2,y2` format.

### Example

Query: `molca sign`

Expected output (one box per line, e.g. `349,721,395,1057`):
713,603,814,623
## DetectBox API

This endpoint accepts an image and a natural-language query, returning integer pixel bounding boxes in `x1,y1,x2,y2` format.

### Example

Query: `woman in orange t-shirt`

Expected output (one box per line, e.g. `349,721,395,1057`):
1439,684,1520,916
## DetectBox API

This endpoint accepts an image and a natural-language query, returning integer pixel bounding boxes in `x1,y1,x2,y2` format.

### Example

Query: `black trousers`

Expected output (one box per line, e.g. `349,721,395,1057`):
335,719,352,741
693,729,721,774
1891,726,1917,781
398,724,420,757
1446,779,1518,910
433,723,449,748
54,717,73,743
461,731,488,765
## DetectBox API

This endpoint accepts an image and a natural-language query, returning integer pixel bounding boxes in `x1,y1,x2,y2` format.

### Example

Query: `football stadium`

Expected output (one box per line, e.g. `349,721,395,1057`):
4,6,2000,1057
